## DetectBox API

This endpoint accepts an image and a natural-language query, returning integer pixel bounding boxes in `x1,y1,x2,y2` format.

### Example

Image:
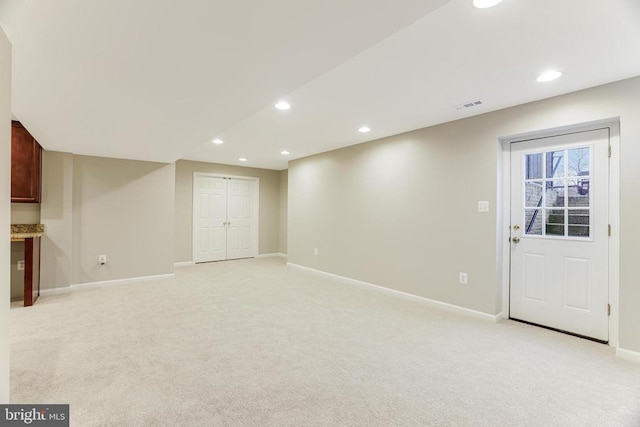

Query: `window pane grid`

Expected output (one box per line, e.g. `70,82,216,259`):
524,146,591,239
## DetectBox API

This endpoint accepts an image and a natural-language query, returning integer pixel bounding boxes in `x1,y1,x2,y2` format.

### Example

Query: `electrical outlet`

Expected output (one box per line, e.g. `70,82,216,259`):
314,248,319,256
459,272,468,285
99,255,107,265
17,260,25,271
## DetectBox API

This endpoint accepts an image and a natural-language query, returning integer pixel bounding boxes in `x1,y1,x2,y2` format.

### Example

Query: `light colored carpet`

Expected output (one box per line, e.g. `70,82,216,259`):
9,257,640,426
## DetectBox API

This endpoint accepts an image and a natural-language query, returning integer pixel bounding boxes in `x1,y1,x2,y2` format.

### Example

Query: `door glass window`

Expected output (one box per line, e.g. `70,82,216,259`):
524,209,542,235
546,151,565,178
525,153,543,179
523,146,591,238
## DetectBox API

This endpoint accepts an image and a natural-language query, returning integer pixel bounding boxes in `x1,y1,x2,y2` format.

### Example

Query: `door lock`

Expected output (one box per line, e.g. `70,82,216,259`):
512,237,520,243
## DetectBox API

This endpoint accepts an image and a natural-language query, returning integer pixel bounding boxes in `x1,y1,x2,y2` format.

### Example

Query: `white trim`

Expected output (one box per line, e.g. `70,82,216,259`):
616,348,640,364
174,261,195,268
192,172,260,263
71,273,175,289
498,136,510,322
40,287,72,296
498,118,620,346
256,253,287,259
287,263,501,323
499,117,620,144
608,122,621,348
194,172,260,181
39,273,175,296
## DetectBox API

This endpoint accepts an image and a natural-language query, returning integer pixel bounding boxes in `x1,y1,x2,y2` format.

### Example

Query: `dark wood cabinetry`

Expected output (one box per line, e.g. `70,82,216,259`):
11,121,42,203
23,237,41,306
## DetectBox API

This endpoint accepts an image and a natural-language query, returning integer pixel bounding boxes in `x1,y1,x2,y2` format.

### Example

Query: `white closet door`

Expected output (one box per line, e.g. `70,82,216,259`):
194,176,227,262
226,178,254,260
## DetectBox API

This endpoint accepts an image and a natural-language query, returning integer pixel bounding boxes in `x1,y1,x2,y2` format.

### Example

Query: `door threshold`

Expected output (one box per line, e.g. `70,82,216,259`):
509,317,608,345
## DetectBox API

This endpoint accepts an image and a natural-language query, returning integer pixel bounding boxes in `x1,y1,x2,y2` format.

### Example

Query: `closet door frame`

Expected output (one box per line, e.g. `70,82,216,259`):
192,172,260,263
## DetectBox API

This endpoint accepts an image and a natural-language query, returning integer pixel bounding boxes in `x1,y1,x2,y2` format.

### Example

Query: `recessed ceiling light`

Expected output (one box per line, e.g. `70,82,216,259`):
238,157,247,162
275,101,291,110
212,138,224,145
358,126,371,133
281,150,290,155
536,70,562,82
473,0,503,8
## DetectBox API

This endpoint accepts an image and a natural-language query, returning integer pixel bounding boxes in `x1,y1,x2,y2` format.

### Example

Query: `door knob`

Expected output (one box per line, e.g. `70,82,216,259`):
513,225,520,230
512,237,520,243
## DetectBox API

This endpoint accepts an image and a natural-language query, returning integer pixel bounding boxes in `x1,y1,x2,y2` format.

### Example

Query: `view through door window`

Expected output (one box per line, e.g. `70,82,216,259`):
523,146,592,239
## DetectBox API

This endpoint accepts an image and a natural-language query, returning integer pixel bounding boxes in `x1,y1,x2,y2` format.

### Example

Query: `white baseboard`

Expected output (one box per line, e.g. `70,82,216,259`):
176,255,286,265
72,273,175,290
257,253,288,259
287,263,501,322
174,261,195,268
39,273,175,296
616,347,640,364
40,287,72,296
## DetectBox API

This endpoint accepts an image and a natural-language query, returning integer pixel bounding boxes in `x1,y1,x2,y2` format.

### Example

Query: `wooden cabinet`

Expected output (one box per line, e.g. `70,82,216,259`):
23,237,41,306
11,121,42,203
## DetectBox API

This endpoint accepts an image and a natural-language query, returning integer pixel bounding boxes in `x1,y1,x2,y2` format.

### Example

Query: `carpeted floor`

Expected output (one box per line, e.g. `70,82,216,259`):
9,257,640,426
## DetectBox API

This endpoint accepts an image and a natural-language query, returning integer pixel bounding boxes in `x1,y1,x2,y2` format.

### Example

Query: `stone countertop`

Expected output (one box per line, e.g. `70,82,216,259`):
10,224,45,241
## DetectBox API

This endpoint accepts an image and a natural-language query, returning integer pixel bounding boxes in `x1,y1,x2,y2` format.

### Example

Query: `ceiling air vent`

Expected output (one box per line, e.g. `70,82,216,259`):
454,100,483,111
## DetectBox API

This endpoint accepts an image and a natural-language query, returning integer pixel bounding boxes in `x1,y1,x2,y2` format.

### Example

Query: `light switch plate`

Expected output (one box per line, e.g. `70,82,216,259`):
477,201,489,212
17,260,25,271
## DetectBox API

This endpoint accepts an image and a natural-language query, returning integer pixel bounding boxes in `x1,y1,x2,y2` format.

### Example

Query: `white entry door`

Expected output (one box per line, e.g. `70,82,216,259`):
194,175,256,263
510,128,610,342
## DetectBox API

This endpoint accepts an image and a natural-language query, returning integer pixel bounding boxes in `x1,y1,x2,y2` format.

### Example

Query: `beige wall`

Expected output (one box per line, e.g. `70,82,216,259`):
279,170,288,255
11,203,40,224
174,160,282,262
289,76,640,353
40,151,74,289
0,25,11,403
41,153,175,287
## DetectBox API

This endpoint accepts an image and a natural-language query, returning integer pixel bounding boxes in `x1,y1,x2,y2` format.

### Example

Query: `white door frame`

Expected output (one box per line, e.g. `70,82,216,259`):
192,172,260,262
498,118,620,346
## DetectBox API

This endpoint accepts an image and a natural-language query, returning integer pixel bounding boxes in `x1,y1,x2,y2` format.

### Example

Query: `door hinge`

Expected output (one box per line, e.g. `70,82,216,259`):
608,224,611,236
607,304,611,316
608,145,612,157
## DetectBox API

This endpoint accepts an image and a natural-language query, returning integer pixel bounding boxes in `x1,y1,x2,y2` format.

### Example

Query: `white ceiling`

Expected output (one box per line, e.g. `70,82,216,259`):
2,0,640,170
